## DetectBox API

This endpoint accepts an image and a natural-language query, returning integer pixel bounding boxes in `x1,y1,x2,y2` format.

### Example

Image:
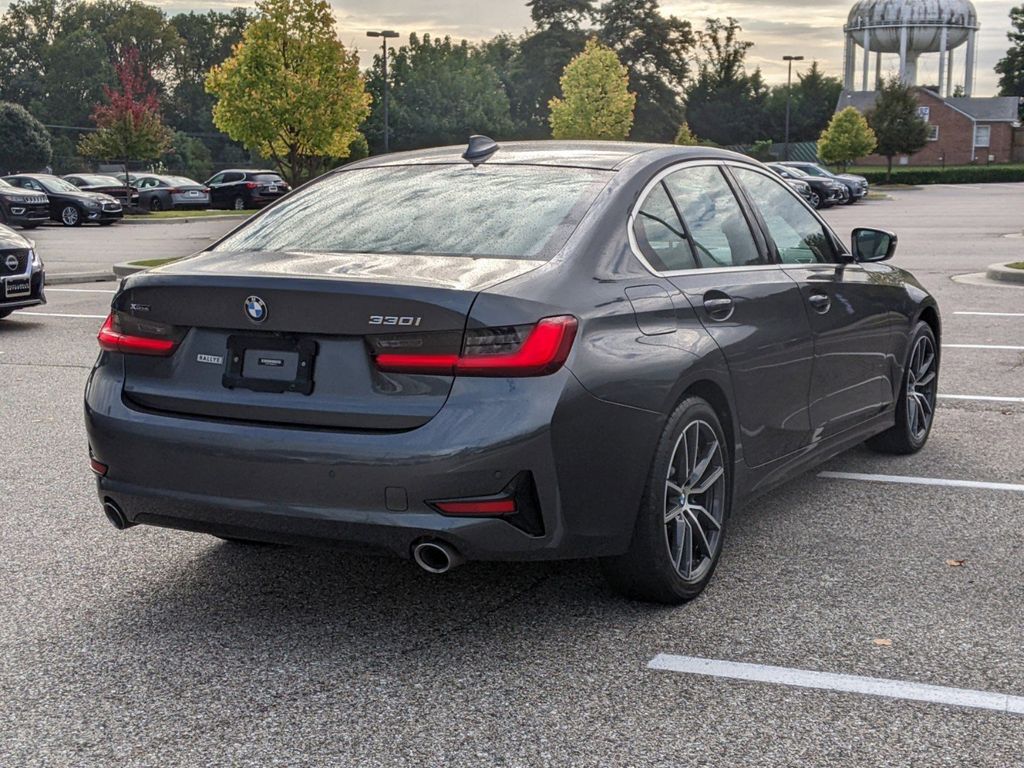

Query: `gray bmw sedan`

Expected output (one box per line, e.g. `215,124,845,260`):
85,139,940,603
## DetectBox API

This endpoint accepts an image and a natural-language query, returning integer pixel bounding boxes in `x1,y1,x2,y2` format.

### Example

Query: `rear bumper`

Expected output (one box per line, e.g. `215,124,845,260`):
85,360,661,561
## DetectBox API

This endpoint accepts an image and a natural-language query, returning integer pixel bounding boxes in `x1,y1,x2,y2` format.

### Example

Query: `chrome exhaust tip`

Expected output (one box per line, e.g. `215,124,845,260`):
412,540,464,574
102,500,134,530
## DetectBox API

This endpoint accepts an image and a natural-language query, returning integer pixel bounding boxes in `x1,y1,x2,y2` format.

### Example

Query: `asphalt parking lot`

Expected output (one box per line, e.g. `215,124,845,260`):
2,183,1023,766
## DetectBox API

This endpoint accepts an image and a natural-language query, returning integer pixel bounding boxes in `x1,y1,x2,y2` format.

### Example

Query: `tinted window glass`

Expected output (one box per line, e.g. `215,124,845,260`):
215,165,611,260
732,167,837,264
663,166,763,268
208,174,224,184
633,183,697,272
252,173,285,183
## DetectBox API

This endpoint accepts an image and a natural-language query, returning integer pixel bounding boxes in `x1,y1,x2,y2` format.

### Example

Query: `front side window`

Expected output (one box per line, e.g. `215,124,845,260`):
731,167,837,265
215,164,611,261
664,165,763,268
208,174,224,185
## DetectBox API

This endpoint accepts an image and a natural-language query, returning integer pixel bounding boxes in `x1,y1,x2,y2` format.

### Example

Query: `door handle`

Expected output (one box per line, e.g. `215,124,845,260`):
808,292,831,313
702,294,734,320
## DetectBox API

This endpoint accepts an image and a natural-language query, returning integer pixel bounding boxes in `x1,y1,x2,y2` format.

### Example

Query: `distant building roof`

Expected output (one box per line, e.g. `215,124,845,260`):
837,89,1021,122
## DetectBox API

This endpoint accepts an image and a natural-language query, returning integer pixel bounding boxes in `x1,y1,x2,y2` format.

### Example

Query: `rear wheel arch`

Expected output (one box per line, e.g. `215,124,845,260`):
675,378,738,468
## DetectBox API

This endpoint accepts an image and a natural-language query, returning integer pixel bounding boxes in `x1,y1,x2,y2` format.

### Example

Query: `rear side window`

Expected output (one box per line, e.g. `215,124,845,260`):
663,166,763,268
633,183,697,272
731,167,837,264
214,165,611,260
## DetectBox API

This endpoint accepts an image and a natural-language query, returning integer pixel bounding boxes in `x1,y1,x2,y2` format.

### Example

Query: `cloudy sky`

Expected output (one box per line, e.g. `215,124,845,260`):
29,0,1024,93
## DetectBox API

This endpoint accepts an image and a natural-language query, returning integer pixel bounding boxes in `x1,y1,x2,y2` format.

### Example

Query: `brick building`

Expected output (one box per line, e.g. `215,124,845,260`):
837,88,1022,166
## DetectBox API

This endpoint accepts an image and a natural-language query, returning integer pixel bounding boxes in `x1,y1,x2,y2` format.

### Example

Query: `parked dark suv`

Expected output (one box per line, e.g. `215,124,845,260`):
205,170,291,210
780,162,869,204
0,178,50,228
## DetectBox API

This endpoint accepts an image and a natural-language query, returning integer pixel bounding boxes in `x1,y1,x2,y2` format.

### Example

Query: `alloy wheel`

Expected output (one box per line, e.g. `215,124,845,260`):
906,335,937,441
233,196,245,211
61,206,79,226
663,419,726,583
809,192,821,209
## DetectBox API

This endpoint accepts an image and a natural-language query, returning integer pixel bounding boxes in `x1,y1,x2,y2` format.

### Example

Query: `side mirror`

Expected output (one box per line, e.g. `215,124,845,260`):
851,227,897,263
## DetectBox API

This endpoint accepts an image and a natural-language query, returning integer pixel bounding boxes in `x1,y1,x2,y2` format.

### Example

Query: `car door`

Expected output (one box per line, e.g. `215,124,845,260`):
729,165,892,440
651,163,815,467
206,173,227,207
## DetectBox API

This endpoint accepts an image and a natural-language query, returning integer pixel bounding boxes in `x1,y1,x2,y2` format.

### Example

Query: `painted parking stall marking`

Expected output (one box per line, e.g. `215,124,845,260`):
819,471,1024,493
939,394,1024,404
954,311,1024,318
13,311,107,319
648,655,1024,715
944,343,1024,351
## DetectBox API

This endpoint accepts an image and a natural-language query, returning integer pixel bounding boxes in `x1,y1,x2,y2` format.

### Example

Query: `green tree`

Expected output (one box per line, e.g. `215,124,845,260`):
598,0,694,141
37,28,114,126
161,131,213,181
818,107,877,169
674,121,697,145
761,61,843,143
867,77,928,181
365,34,514,153
0,101,52,173
78,49,172,177
549,38,635,140
685,18,768,146
996,5,1024,117
206,0,370,185
166,9,252,135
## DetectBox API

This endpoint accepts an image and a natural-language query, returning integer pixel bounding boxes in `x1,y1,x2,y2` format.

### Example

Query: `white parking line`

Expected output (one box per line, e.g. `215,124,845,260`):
954,312,1024,318
944,344,1024,351
939,394,1024,404
648,655,1024,715
819,471,1024,493
12,311,106,319
45,288,117,294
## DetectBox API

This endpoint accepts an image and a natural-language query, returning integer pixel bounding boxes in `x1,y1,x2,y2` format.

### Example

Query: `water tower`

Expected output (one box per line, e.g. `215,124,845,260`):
843,0,979,96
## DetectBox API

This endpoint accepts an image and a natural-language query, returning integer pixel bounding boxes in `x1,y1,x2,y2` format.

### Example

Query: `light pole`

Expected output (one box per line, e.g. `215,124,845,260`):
367,30,400,154
783,55,804,162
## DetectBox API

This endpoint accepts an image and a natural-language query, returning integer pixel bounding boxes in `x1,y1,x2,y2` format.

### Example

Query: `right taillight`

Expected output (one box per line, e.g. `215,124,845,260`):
97,313,181,356
373,316,577,377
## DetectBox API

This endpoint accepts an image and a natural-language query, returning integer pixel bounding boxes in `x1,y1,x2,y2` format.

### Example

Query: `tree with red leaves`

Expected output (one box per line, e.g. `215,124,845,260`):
78,48,172,177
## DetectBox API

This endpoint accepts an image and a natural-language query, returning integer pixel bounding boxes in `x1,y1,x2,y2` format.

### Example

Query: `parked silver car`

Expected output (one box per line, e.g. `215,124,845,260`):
134,175,211,211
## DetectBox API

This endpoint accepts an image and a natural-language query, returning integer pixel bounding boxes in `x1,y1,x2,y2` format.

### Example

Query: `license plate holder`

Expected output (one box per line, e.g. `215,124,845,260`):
223,335,317,395
4,277,30,298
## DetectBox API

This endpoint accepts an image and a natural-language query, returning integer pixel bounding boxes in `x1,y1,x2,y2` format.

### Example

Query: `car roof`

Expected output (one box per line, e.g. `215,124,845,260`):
345,141,754,172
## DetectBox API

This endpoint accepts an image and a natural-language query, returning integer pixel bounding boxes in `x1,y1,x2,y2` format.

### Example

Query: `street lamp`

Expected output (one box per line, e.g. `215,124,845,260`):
367,30,400,153
783,55,804,162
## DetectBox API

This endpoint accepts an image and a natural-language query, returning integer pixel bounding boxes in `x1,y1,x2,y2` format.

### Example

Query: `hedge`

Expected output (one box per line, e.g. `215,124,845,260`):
849,164,1024,185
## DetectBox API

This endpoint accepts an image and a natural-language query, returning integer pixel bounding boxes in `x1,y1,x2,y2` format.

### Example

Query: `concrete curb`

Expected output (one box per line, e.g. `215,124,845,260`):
986,263,1024,284
46,271,116,285
113,262,149,278
121,214,250,225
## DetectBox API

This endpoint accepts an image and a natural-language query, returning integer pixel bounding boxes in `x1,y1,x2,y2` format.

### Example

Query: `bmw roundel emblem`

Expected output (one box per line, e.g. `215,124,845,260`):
244,295,268,323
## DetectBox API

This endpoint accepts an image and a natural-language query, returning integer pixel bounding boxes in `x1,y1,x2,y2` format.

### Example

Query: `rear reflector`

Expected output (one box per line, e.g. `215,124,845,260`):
98,313,178,356
89,457,108,477
433,499,517,516
375,315,577,377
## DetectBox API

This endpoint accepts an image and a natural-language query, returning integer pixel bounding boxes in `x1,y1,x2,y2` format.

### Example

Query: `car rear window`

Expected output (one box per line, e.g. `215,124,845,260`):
251,174,285,183
214,165,612,260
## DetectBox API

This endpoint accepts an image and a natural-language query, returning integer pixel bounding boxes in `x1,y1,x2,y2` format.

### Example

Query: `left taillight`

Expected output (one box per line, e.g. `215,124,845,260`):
373,315,578,378
97,312,181,356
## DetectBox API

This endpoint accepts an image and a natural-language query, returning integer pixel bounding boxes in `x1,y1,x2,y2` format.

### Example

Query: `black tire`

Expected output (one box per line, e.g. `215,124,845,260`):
60,205,82,227
232,195,246,211
150,196,163,212
601,397,732,604
867,321,939,455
